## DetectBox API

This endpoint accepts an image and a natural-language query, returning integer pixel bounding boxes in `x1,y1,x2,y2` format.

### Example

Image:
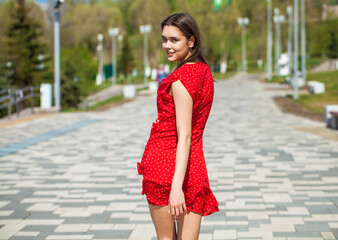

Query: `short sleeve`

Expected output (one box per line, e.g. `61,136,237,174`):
170,68,197,102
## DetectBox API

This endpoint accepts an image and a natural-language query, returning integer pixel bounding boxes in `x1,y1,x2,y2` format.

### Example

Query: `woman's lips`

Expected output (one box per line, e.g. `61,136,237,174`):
167,52,174,57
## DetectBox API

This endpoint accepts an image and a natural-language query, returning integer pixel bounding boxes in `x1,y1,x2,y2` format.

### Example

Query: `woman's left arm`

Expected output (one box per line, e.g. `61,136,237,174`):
169,80,193,218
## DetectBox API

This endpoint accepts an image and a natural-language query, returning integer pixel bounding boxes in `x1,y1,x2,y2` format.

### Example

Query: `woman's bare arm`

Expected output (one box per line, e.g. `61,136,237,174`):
168,80,192,217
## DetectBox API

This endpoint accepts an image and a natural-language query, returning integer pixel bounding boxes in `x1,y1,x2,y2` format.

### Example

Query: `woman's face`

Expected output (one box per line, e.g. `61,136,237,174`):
162,25,195,64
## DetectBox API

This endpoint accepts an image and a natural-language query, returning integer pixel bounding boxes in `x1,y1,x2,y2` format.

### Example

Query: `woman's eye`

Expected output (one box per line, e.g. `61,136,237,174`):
171,39,178,43
162,38,167,42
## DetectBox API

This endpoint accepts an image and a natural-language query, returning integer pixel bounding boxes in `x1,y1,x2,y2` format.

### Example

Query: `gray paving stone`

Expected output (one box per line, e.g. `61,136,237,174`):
308,206,332,214
273,231,322,237
295,222,330,232
200,225,214,233
21,225,56,232
249,220,271,228
61,218,93,224
87,230,120,238
331,228,338,238
107,218,130,223
26,212,60,219
9,237,37,240
214,224,249,231
110,230,132,239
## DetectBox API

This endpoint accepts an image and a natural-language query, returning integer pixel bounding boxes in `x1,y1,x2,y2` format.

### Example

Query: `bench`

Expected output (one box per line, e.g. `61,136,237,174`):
325,105,338,129
330,111,338,129
307,81,325,94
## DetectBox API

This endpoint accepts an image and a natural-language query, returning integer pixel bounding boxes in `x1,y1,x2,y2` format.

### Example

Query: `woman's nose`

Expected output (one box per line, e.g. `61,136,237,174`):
164,41,171,49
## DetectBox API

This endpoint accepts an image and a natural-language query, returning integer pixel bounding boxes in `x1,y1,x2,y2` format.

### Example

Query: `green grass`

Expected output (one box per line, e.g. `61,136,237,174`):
213,71,237,81
136,86,149,92
247,61,264,73
62,95,124,112
306,57,327,70
264,75,287,84
295,70,338,114
84,95,124,111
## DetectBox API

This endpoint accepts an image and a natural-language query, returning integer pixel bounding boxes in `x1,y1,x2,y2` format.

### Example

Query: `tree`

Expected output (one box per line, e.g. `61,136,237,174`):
327,23,338,59
118,34,134,77
60,48,97,109
60,3,123,54
0,55,10,91
5,0,51,88
129,0,170,68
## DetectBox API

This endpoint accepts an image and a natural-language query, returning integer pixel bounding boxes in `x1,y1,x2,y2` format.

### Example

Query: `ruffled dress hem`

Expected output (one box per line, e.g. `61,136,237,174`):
138,162,219,217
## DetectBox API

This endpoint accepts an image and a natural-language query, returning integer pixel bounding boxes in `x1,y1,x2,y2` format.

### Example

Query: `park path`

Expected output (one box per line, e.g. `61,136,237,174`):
0,73,337,240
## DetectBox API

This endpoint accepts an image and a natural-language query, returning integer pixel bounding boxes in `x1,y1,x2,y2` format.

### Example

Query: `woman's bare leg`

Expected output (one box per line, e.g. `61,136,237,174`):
148,204,177,240
176,210,202,240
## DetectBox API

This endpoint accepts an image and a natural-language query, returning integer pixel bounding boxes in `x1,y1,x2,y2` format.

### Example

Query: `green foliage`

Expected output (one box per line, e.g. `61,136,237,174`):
328,31,338,59
60,48,97,109
5,0,51,88
0,55,10,90
61,3,124,53
308,18,338,58
118,35,134,79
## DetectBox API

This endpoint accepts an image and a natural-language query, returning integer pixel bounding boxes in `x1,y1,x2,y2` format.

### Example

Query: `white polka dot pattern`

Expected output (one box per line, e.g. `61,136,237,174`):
137,61,219,216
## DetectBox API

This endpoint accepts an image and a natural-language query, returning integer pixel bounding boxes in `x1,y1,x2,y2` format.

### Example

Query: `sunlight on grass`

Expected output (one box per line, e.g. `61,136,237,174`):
296,71,338,114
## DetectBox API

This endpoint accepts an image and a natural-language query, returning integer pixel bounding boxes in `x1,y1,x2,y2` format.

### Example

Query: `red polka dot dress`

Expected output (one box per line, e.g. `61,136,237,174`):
137,61,219,216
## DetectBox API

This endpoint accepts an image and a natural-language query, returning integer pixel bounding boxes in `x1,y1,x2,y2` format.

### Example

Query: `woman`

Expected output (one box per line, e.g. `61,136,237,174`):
137,13,219,240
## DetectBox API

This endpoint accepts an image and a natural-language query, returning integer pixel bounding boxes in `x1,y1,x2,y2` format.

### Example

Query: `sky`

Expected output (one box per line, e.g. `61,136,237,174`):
35,0,50,10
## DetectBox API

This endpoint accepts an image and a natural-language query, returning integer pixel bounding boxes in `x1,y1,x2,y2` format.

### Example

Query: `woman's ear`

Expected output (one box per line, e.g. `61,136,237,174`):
188,36,195,48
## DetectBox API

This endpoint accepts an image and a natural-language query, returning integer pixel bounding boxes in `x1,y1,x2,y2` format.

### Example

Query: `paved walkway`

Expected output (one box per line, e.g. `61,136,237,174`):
0,73,337,240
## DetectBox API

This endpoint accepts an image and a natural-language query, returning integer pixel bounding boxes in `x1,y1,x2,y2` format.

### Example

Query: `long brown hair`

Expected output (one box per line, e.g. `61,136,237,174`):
161,13,207,69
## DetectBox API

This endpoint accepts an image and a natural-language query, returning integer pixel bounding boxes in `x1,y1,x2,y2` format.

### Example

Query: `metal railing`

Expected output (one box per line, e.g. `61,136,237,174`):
0,86,41,118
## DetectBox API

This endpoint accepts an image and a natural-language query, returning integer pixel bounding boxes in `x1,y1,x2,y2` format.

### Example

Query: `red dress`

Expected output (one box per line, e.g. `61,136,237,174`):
137,61,219,216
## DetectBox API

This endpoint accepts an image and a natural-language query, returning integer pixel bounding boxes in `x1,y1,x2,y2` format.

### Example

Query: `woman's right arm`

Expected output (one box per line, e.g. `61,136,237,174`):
168,80,193,218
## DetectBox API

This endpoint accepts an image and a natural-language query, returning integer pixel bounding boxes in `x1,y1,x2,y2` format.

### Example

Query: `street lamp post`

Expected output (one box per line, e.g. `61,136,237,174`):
287,6,293,75
109,28,119,85
293,0,299,99
273,8,285,76
267,0,272,80
140,25,151,86
237,17,249,72
53,0,64,110
301,0,306,82
96,33,104,85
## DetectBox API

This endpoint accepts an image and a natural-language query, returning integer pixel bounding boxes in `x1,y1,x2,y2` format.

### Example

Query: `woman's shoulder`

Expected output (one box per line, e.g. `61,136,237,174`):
175,62,209,75
164,62,209,83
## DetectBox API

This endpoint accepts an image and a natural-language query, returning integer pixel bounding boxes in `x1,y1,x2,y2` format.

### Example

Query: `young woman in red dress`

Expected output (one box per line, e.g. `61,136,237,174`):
137,13,219,240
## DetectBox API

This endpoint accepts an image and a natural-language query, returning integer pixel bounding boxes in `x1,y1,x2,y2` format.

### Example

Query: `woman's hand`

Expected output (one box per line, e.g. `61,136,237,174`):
168,184,187,221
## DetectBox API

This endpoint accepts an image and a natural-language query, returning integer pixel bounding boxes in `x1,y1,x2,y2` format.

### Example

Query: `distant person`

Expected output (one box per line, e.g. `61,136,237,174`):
137,13,219,239
156,64,167,84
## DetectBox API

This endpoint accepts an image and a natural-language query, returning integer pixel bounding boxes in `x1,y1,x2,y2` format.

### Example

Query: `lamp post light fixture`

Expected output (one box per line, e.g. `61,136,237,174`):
36,54,45,70
266,0,272,80
273,8,285,76
96,33,104,85
53,0,64,110
237,17,249,72
287,6,293,75
109,28,119,85
139,24,151,86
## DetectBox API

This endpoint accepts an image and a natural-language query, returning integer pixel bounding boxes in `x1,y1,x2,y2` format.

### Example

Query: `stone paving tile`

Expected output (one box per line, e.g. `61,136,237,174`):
0,73,337,239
